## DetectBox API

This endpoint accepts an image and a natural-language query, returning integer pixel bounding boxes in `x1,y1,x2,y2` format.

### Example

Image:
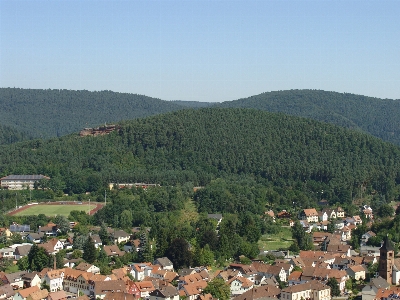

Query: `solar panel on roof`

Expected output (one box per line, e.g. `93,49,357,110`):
10,225,30,232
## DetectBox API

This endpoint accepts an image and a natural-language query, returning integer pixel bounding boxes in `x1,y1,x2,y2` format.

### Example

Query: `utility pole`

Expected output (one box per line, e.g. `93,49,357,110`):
104,190,107,205
15,193,17,210
89,198,91,215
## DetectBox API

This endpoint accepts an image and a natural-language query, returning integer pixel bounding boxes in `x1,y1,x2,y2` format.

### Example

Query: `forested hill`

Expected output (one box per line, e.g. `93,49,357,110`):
0,124,31,145
0,88,187,139
1,108,400,207
4,88,400,146
217,90,400,146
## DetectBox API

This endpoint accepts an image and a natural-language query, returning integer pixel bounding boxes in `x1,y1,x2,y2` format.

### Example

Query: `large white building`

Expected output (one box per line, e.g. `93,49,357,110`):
0,175,50,190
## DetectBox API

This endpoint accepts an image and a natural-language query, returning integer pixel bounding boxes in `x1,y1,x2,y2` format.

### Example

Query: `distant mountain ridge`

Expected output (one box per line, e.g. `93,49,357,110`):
217,89,400,145
0,88,187,141
2,88,400,146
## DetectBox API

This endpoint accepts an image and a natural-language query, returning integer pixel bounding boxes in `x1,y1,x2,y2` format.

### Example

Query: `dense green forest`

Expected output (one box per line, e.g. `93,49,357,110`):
218,89,400,145
1,108,400,208
0,88,187,140
3,88,400,147
2,107,400,263
0,124,31,145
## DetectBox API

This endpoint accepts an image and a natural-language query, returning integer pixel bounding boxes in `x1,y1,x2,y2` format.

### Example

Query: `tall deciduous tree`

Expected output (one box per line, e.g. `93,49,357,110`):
327,277,341,297
55,215,70,235
166,237,192,270
292,221,312,250
27,243,49,271
120,210,133,230
203,278,230,300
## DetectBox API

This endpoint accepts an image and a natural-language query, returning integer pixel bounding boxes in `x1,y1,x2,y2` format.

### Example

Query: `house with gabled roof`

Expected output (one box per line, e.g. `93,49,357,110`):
38,222,58,237
228,276,253,296
363,208,373,219
14,245,32,260
179,281,207,300
234,285,281,300
361,231,376,246
354,215,363,225
124,239,140,253
251,262,286,282
75,262,100,275
47,290,67,300
215,269,241,282
111,230,130,245
0,283,13,300
5,271,27,289
150,270,178,283
282,281,331,300
326,244,351,257
90,234,102,249
336,207,345,218
93,280,127,299
178,268,197,277
14,286,40,300
228,264,257,282
103,292,134,300
322,208,337,219
149,286,179,300
300,209,319,223
347,265,366,280
103,245,125,257
39,238,63,255
154,257,174,270
43,269,64,292
26,288,48,300
318,211,329,222
0,248,14,259
274,262,293,278
21,273,41,289
26,233,44,244
288,270,307,286
128,280,155,299
129,263,157,281
289,257,305,269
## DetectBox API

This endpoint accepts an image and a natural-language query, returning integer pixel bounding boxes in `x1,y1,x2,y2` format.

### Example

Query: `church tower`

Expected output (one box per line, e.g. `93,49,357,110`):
379,236,394,283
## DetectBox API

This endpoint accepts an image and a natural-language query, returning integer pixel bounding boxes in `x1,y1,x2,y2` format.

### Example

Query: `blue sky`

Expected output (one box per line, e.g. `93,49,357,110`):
1,0,399,102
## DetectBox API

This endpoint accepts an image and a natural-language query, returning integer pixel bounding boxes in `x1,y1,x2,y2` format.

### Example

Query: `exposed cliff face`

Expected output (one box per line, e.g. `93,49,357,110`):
80,125,119,137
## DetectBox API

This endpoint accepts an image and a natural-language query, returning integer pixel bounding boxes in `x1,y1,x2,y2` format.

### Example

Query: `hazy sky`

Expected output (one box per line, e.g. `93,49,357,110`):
1,0,399,102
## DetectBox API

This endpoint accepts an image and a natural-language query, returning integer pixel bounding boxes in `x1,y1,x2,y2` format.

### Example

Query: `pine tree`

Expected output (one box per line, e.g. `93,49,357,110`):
99,222,110,245
83,237,97,263
138,230,153,262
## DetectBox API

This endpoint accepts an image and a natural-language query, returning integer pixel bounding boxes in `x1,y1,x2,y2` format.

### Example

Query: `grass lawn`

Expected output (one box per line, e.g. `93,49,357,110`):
5,264,19,274
258,226,293,251
14,204,92,217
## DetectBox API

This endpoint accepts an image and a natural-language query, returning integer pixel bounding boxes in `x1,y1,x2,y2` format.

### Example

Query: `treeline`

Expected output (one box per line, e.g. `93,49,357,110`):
0,88,187,139
0,108,400,206
218,89,400,146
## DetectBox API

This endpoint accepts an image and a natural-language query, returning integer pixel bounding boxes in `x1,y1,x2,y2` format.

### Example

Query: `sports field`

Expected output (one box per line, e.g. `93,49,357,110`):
11,203,96,217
